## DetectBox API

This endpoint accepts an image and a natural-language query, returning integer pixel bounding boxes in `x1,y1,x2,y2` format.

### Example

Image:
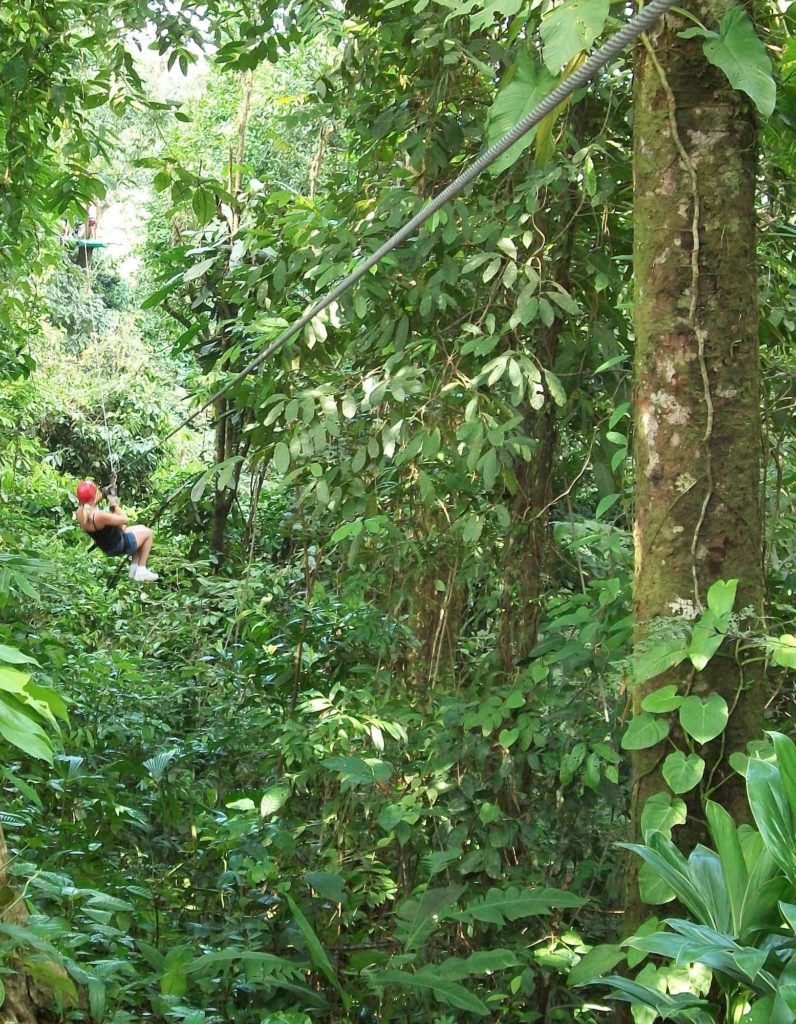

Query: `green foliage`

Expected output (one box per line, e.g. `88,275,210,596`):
0,643,65,763
0,447,627,1021
680,6,777,117
583,734,796,1022
0,1,793,1022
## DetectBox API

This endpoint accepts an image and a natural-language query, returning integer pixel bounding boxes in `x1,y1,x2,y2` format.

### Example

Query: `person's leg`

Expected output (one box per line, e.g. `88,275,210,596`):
126,526,153,567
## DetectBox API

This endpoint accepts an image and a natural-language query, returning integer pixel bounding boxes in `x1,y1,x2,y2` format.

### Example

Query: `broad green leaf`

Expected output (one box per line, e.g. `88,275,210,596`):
0,693,53,762
706,578,737,618
641,685,683,714
627,917,662,969
273,442,291,475
770,732,796,822
395,886,465,950
141,277,181,310
330,520,364,544
486,50,557,175
182,947,297,978
682,7,776,118
679,694,729,744
260,784,290,817
621,713,670,750
620,833,711,923
371,967,489,1016
688,609,726,670
740,994,774,1022
469,0,524,31
459,885,583,926
770,634,796,670
160,945,193,996
144,749,177,782
746,758,796,885
640,793,687,838
482,257,501,283
595,493,620,519
463,948,519,974
0,644,37,666
190,468,213,503
481,448,498,490
705,801,748,934
353,291,368,318
638,861,676,905
191,188,215,224
0,767,42,809
462,514,484,544
540,0,610,73
183,257,216,282
567,943,624,986
662,751,705,794
496,236,517,260
305,871,347,904
632,642,688,685
421,848,462,877
217,456,241,492
0,666,30,694
498,727,518,748
88,978,106,1020
226,798,255,811
543,368,566,405
583,974,711,1017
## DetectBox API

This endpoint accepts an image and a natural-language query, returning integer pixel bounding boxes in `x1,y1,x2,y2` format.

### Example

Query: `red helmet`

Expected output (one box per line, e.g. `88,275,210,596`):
76,481,97,503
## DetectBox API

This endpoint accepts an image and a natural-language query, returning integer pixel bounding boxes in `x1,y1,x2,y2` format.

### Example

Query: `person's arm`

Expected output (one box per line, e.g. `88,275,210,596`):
94,507,129,528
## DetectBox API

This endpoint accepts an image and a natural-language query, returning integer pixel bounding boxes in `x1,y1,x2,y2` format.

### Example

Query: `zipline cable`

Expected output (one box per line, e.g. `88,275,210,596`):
160,0,678,446
84,252,118,480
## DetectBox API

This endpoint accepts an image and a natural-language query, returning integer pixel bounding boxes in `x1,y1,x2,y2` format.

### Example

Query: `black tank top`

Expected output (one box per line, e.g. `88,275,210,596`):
85,511,123,553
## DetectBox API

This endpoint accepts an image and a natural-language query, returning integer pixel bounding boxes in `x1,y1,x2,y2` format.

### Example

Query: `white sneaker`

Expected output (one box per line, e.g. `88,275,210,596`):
131,566,159,582
129,563,139,578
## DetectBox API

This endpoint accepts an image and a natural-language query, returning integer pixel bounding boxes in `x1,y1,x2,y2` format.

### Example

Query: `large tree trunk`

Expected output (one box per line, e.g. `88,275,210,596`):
627,0,764,920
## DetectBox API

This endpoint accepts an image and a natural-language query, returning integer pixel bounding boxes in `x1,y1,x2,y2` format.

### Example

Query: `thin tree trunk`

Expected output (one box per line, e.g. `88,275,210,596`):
497,391,557,671
627,0,764,923
497,200,576,671
231,72,253,202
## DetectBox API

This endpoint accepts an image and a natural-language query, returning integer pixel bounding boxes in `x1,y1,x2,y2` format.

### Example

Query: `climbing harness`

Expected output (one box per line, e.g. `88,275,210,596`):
158,0,679,447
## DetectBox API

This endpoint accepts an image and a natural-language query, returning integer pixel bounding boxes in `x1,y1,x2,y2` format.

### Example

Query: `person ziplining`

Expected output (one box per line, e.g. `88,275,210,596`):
75,481,159,582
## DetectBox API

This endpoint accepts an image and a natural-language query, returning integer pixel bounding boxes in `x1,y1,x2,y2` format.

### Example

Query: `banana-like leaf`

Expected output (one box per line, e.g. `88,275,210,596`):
748,758,796,888
706,801,749,934
595,974,716,1021
620,835,711,925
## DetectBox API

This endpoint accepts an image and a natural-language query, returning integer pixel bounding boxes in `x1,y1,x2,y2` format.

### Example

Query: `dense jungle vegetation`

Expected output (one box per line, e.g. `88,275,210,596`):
0,0,795,1022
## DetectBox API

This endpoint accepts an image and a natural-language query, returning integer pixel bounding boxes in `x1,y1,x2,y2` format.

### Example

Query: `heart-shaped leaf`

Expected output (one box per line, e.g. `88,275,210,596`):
662,751,705,794
679,694,729,744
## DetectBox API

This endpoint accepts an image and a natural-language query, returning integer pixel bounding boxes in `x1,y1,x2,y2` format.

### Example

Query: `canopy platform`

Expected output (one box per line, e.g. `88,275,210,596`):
68,238,108,267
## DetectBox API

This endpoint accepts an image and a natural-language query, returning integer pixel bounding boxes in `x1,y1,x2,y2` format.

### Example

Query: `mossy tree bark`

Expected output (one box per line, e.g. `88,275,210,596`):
628,0,764,919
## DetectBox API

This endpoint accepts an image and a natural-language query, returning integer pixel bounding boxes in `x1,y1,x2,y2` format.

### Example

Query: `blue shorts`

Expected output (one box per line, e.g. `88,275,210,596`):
110,531,138,557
